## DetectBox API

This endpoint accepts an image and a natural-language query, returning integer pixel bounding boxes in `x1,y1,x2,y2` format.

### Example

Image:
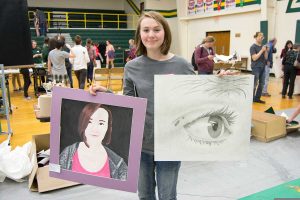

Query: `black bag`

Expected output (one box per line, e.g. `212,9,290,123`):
191,46,203,71
191,51,197,71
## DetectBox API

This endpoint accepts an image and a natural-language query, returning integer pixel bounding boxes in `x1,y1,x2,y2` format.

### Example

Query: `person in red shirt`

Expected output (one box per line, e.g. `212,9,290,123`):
195,36,215,74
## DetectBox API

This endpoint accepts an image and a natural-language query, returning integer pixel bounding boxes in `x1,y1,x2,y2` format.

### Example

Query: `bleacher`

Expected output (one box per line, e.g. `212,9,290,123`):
30,29,135,67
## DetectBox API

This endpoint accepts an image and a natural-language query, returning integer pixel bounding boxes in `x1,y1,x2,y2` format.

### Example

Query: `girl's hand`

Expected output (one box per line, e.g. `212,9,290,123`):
217,69,240,77
89,84,107,96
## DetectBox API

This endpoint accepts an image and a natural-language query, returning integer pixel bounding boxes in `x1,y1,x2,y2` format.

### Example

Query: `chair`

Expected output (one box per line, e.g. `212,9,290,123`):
108,67,124,91
233,61,243,70
93,68,110,88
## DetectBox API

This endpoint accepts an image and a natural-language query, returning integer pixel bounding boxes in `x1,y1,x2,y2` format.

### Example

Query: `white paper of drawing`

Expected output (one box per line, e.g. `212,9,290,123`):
214,54,234,62
154,75,254,161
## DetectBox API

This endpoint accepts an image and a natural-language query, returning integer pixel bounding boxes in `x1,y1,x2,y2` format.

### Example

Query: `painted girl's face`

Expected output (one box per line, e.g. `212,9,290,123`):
140,17,165,52
288,43,293,49
106,41,109,45
85,108,109,145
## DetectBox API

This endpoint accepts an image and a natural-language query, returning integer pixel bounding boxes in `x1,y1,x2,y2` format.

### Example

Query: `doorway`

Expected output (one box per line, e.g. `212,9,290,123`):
206,31,230,55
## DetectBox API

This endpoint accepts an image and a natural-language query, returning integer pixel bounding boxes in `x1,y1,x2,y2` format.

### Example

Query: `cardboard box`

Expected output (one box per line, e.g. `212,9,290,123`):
286,124,300,134
251,110,286,142
28,134,79,192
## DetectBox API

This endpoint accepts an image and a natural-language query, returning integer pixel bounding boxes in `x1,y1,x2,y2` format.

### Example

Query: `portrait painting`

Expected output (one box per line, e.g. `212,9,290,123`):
154,75,254,161
49,87,147,192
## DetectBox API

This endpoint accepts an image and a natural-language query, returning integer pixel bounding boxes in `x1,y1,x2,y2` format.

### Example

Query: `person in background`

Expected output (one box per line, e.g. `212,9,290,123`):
126,39,137,62
287,104,300,123
281,44,300,99
90,11,195,200
262,38,277,97
279,40,293,92
105,40,115,69
12,74,22,92
20,65,31,100
48,39,75,86
33,11,40,37
195,36,215,74
250,32,269,104
20,40,40,100
70,35,90,89
60,35,74,88
42,37,49,63
49,36,58,52
32,39,45,85
94,42,104,68
32,40,43,65
86,39,97,86
98,41,107,67
36,8,47,37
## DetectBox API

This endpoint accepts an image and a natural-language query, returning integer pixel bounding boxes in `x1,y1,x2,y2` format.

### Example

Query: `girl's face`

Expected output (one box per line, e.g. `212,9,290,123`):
140,17,165,52
288,43,293,49
84,108,109,145
106,41,109,45
256,33,264,43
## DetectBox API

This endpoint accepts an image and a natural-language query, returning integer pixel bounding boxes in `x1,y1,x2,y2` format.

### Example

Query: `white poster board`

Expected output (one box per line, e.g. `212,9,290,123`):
154,75,254,161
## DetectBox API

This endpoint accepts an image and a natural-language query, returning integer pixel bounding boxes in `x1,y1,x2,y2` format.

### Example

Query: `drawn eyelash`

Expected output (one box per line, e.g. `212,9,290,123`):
172,76,250,99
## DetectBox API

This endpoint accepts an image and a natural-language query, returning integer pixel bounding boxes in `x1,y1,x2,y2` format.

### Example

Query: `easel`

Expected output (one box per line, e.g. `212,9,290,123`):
0,64,13,143
0,64,34,144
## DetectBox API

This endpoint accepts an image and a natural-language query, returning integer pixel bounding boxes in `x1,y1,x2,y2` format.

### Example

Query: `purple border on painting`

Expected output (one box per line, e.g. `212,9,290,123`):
49,87,147,193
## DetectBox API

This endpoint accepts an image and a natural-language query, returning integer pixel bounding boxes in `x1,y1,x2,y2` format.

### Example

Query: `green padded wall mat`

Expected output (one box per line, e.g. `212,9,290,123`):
239,178,300,200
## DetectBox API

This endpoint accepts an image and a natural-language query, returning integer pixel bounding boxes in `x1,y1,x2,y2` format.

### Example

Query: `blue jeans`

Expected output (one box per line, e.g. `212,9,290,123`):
39,22,46,36
87,61,94,83
252,67,265,101
138,152,181,200
66,62,73,88
262,64,271,94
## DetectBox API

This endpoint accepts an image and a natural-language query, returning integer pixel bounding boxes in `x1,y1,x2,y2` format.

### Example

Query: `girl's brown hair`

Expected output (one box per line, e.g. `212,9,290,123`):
78,103,112,148
254,32,263,38
135,11,172,56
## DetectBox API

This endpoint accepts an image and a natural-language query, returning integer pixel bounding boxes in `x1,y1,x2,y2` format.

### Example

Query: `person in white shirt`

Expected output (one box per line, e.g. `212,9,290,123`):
69,35,90,89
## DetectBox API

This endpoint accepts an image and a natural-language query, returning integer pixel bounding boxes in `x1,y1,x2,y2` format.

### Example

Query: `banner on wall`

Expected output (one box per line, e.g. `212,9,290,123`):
225,0,236,9
215,0,222,11
188,0,196,15
205,0,214,12
195,0,205,14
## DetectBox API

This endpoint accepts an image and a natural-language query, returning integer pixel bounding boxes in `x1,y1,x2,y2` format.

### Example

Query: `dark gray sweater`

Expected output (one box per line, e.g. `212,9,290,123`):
124,55,195,154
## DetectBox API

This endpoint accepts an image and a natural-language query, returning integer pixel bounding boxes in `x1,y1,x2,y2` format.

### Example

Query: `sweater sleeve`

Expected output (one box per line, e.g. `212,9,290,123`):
123,65,135,97
195,47,208,66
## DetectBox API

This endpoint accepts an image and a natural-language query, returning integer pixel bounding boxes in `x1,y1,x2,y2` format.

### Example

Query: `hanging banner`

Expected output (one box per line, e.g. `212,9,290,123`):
215,0,222,11
240,0,244,7
188,0,196,15
205,0,214,12
195,0,205,14
225,0,236,9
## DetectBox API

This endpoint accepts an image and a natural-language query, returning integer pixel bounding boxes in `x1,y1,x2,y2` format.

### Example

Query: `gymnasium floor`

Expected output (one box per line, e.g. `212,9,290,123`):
0,75,300,200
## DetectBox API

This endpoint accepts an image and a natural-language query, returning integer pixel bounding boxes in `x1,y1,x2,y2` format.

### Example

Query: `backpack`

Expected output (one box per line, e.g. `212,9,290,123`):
191,46,203,71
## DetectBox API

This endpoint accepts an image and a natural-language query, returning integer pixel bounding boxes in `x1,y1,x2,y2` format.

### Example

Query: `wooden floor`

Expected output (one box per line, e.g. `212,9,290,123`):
0,75,299,149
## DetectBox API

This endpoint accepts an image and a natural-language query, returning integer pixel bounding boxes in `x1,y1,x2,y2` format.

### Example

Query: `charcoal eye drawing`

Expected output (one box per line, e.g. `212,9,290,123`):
154,75,253,161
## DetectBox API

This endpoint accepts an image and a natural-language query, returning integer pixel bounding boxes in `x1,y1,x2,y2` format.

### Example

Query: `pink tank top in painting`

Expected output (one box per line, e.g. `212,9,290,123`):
71,151,110,178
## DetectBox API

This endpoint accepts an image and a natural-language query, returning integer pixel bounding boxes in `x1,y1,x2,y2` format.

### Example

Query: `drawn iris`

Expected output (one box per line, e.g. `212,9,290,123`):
208,116,223,138
173,107,236,145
